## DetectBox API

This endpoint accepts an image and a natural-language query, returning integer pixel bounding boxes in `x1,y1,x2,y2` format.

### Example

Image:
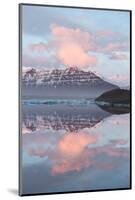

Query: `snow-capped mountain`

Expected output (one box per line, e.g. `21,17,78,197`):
22,67,119,99
22,67,102,85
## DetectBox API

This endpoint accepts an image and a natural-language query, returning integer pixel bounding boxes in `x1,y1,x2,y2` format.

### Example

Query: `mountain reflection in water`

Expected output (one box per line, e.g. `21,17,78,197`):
21,102,130,195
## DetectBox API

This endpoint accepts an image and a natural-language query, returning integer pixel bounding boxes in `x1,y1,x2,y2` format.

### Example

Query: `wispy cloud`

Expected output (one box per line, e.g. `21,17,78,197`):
108,74,129,83
109,139,128,146
29,42,47,52
108,52,128,60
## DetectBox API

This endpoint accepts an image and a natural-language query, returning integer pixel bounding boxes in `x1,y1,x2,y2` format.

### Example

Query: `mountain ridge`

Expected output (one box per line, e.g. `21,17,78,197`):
22,67,119,99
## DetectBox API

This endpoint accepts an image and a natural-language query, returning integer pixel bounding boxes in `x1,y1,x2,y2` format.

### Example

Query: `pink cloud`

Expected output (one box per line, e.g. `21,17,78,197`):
29,42,47,52
58,132,97,157
51,149,94,175
24,132,97,175
51,25,97,68
102,42,128,53
57,43,97,67
51,25,94,50
51,133,97,175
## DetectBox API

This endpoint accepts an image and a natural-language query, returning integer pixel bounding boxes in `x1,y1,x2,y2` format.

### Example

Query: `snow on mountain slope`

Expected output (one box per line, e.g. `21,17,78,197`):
22,67,119,99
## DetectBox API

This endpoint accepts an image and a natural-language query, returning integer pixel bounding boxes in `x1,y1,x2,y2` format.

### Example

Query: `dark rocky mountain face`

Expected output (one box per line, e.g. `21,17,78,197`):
22,67,119,99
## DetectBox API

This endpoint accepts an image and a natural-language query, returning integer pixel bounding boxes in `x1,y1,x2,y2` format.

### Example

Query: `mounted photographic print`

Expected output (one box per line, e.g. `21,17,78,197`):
19,3,131,196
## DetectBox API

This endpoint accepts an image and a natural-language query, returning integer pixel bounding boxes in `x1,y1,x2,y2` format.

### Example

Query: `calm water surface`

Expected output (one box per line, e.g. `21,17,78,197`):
21,101,130,194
